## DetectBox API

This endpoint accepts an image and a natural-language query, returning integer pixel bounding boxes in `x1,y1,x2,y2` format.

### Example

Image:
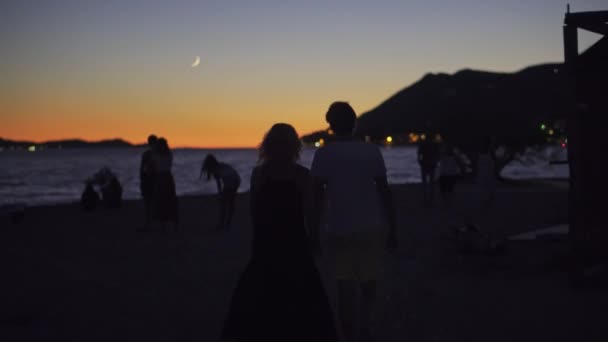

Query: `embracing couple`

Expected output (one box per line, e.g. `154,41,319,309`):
222,102,398,342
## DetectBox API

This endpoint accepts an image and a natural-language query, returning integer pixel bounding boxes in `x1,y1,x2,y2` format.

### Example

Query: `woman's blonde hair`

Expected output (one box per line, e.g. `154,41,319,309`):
258,123,302,163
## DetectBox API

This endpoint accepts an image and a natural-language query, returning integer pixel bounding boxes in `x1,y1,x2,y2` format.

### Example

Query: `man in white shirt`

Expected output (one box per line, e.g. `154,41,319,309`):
311,101,397,342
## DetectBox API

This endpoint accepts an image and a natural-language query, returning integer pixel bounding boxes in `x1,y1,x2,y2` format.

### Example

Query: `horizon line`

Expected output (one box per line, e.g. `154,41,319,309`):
0,136,262,149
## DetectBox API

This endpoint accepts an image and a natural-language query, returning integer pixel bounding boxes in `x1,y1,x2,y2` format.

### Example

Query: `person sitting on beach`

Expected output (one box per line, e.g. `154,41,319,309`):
311,101,397,342
89,167,122,209
200,154,241,230
101,176,123,209
140,134,158,229
221,123,338,342
81,182,99,211
151,137,179,231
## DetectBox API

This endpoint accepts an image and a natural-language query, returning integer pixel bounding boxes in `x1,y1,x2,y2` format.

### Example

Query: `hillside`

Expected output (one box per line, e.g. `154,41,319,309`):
302,63,574,146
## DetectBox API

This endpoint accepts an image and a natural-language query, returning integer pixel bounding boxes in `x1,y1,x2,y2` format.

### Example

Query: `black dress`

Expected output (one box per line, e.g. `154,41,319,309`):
153,171,178,223
221,179,337,342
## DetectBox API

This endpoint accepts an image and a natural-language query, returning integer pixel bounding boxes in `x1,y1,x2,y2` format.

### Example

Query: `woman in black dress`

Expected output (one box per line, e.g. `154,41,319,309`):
221,123,337,342
151,137,179,231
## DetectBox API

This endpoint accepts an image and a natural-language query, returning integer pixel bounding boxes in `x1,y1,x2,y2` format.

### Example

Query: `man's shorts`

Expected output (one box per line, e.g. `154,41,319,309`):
326,229,385,282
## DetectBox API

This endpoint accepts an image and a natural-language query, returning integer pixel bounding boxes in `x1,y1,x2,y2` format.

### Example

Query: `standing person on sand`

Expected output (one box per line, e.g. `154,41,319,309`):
139,134,157,230
151,137,179,232
311,102,397,342
472,136,497,231
417,126,440,206
438,141,468,229
200,154,241,230
439,142,466,208
221,123,338,342
457,136,503,254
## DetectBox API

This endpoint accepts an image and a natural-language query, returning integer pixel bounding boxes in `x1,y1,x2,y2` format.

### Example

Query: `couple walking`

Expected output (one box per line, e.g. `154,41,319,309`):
222,102,398,342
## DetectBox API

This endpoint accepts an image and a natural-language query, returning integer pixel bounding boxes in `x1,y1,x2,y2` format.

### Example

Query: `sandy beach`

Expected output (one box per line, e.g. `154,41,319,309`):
2,181,607,342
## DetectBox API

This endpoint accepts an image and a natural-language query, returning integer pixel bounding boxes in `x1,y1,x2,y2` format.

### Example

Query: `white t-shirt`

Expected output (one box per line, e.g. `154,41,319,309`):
310,141,386,234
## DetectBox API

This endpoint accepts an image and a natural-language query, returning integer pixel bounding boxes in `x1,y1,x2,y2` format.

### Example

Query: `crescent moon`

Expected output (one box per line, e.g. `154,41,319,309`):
191,56,201,68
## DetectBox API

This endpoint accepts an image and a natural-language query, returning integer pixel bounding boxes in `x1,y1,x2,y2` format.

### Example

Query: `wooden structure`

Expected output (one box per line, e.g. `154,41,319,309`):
563,9,608,274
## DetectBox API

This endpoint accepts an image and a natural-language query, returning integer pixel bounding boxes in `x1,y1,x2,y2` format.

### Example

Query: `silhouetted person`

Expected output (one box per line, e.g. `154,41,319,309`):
140,134,158,229
200,154,241,230
417,132,440,206
438,142,467,229
454,138,506,257
438,143,467,204
81,182,99,211
311,102,397,342
151,137,179,231
102,175,123,209
472,136,497,231
222,123,337,342
89,167,122,209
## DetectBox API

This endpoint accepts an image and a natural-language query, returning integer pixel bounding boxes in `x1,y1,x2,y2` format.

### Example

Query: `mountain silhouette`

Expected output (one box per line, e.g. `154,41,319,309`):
0,138,136,149
303,63,574,147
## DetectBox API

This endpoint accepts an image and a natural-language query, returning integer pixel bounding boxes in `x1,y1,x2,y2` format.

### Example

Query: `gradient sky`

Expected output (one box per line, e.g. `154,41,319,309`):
1,0,605,147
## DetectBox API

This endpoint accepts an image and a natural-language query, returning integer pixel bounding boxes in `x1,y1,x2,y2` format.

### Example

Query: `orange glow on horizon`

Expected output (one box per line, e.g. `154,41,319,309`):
1,64,398,148
1,80,393,147
0,90,339,148
0,121,323,149
0,109,329,148
0,45,411,149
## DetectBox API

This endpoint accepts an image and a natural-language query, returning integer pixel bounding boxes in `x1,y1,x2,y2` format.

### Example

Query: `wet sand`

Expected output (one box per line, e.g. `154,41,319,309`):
2,182,607,341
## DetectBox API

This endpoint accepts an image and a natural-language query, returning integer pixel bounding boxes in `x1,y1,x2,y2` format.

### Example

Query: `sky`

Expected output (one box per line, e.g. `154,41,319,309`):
1,0,606,148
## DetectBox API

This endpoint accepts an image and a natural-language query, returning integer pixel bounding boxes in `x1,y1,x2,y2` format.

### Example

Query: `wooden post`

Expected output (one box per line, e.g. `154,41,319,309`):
563,19,584,282
564,11,608,282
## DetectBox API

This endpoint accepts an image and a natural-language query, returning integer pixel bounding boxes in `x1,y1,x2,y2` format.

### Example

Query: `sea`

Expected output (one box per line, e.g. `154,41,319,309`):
0,146,568,207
